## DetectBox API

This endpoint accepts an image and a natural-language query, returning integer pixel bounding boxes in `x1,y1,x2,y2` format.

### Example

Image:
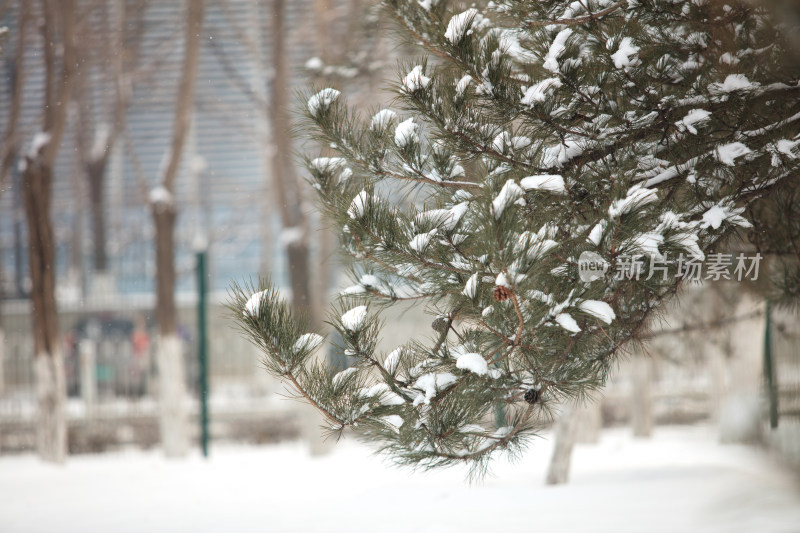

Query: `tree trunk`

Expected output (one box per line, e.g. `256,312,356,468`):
157,334,187,457
270,0,314,324
546,405,578,485
631,355,654,438
287,241,312,319
154,207,177,336
86,159,108,273
149,0,203,457
22,161,67,463
0,328,4,396
79,339,97,418
576,401,602,444
153,204,188,457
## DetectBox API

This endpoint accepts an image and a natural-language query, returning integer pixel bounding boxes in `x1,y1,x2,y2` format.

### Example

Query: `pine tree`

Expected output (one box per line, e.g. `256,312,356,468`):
230,0,800,476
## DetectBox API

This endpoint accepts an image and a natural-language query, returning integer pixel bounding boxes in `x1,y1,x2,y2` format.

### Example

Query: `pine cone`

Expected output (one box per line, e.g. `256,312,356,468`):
524,388,541,405
493,285,513,301
431,316,449,333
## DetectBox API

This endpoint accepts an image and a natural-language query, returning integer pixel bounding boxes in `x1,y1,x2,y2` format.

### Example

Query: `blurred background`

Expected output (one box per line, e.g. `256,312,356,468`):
0,1,798,531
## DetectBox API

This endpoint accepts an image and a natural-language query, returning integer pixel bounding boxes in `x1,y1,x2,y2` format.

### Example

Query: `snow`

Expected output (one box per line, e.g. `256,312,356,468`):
148,185,173,206
578,300,615,324
542,138,584,167
370,109,397,130
90,123,112,160
455,74,472,96
491,179,524,219
555,312,581,333
243,290,268,317
678,109,711,134
332,367,357,387
416,202,468,231
493,132,511,153
394,118,419,148
347,190,370,219
445,8,478,44
520,174,567,195
463,272,479,298
716,142,752,165
359,383,404,406
455,352,489,376
341,306,367,331
670,231,705,260
608,185,658,218
310,157,347,173
29,132,51,156
709,74,759,94
4,425,794,533
402,65,430,93
384,348,403,373
495,272,510,288
611,37,640,69
279,226,304,246
588,221,606,246
292,333,324,353
413,372,457,404
521,78,562,106
409,231,436,252
543,28,573,73
359,274,380,287
338,168,353,183
383,415,404,429
307,88,341,116
305,56,323,70
340,285,366,295
628,231,665,260
776,139,799,159
699,204,752,231
702,206,727,230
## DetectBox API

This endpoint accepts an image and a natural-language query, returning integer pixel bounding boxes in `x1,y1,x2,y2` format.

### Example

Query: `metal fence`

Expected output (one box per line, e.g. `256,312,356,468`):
0,293,302,453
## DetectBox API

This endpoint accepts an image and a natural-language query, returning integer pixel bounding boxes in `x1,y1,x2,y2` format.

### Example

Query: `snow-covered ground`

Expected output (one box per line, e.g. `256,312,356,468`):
1,425,798,533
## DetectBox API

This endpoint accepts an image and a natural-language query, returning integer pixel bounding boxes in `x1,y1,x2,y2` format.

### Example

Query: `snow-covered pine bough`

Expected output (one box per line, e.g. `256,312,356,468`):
229,0,800,477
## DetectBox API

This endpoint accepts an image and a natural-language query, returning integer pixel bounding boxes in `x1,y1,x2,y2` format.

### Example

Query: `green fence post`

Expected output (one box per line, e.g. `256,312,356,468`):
196,249,210,456
763,300,779,429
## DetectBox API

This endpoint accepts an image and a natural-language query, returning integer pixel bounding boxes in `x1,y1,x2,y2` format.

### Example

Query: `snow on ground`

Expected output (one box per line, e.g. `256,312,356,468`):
1,425,799,533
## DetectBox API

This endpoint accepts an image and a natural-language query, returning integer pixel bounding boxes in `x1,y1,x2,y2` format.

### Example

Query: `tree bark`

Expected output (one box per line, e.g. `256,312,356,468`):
23,161,67,462
74,0,141,280
150,0,203,458
576,401,602,444
153,207,178,336
270,0,314,324
20,0,77,463
87,159,109,272
631,355,654,438
546,405,578,485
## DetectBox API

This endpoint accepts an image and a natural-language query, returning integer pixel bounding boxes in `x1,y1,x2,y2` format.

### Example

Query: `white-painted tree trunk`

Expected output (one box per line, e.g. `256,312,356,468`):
576,400,603,444
546,405,578,485
631,356,654,438
35,350,67,463
300,402,335,456
79,339,97,418
719,296,764,443
157,334,188,457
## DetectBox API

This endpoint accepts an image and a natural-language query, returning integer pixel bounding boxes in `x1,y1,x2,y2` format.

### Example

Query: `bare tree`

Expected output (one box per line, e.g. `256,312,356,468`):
269,0,313,323
73,1,145,288
0,0,30,399
20,0,76,463
545,405,578,485
149,0,203,458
